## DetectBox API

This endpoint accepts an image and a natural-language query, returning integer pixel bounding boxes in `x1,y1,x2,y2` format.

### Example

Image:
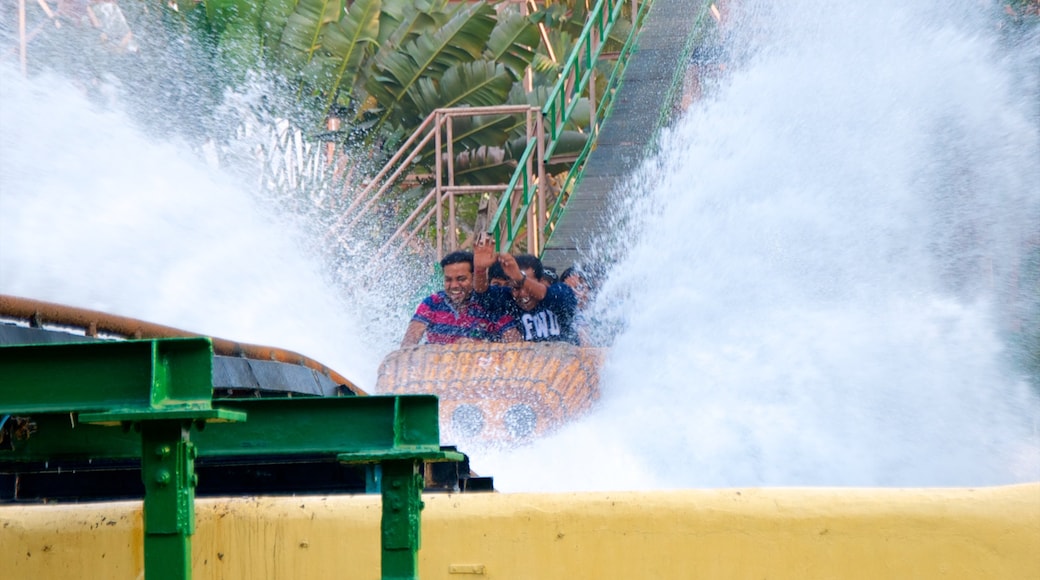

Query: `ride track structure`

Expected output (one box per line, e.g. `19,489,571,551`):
0,337,462,580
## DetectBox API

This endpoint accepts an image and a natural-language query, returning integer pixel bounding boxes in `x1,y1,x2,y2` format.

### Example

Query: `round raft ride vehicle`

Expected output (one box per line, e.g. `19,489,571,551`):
377,342,606,444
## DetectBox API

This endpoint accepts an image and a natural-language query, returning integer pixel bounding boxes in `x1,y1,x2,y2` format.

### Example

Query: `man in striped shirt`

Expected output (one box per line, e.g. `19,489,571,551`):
400,250,520,346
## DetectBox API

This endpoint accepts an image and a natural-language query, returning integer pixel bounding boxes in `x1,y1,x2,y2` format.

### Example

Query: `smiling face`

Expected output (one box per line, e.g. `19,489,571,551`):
511,267,539,311
442,262,474,307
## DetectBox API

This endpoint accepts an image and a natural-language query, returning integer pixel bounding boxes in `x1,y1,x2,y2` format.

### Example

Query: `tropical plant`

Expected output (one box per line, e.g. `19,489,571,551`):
2,0,630,255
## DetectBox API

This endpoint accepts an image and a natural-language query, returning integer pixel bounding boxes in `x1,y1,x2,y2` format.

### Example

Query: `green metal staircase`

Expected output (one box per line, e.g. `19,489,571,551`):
539,0,720,271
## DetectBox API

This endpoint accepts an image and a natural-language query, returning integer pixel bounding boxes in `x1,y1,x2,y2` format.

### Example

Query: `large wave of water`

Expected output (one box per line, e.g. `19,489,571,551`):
475,0,1040,490
0,65,396,387
1,0,1037,492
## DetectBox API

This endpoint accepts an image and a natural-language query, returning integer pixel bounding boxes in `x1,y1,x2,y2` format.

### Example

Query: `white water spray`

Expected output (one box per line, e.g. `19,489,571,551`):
0,67,387,387
477,0,1040,490
1,0,1036,491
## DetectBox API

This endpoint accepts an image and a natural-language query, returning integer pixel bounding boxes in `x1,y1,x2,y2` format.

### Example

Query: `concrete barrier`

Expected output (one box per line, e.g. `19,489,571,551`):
3,483,1038,579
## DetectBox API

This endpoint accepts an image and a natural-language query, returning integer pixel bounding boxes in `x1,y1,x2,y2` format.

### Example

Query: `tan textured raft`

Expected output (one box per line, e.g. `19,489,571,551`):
377,342,606,444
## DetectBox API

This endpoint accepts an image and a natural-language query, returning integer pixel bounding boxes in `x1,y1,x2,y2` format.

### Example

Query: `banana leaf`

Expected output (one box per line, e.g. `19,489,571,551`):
275,0,343,67
260,0,299,51
316,0,381,109
376,1,446,52
365,1,497,131
485,10,539,80
452,145,516,185
408,61,514,117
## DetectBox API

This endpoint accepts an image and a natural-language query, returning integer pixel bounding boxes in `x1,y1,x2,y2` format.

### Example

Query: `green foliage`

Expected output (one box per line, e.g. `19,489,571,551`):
164,0,626,189
486,11,540,80
316,0,382,108
185,0,549,151
364,2,497,131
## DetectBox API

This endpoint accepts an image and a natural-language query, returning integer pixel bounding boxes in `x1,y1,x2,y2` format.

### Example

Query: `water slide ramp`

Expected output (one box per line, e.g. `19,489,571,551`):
542,0,718,271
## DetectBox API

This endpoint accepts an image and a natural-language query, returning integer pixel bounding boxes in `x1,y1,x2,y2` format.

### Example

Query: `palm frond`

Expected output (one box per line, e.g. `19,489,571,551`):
365,1,497,131
317,0,381,108
275,0,343,67
485,10,539,80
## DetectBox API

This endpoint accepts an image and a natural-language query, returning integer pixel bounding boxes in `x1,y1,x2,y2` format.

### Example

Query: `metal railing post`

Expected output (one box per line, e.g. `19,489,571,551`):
380,460,425,580
435,113,444,258
140,420,198,580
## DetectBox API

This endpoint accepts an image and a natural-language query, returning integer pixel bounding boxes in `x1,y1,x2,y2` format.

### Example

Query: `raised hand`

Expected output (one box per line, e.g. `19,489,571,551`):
499,252,522,281
474,237,496,271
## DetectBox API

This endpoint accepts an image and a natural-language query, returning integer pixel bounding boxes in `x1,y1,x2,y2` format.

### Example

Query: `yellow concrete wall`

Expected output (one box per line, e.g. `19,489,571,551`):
2,484,1038,579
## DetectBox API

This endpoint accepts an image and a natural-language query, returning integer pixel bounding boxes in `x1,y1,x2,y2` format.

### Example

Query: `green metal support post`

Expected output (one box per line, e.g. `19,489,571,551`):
0,338,244,580
2,338,464,580
138,420,198,580
381,460,425,580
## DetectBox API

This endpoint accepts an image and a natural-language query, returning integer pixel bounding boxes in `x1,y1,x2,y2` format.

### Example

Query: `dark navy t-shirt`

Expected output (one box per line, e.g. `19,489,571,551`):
510,283,579,345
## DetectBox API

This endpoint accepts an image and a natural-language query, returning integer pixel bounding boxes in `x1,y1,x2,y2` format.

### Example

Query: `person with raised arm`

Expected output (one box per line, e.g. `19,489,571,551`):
473,242,580,345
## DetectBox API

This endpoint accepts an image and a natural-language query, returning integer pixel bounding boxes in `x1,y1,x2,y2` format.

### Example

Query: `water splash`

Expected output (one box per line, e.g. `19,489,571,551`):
1,0,1036,492
477,0,1040,490
0,65,395,387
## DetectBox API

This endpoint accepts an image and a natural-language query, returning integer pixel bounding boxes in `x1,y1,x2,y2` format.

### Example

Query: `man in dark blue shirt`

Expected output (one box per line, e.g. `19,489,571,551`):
473,242,580,345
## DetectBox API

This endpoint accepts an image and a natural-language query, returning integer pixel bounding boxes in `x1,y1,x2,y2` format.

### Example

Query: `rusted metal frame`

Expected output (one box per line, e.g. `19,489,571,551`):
378,182,515,261
434,112,444,258
357,105,538,259
0,295,365,395
423,106,541,258
377,189,438,261
347,113,440,212
529,109,543,254
446,112,457,253
481,106,545,253
328,114,441,240
4,13,49,63
343,128,439,233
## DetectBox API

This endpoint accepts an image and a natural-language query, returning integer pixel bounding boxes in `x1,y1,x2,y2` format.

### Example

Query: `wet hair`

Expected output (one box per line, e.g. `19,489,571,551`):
542,266,559,284
440,250,473,272
488,262,509,282
514,254,545,281
560,266,583,284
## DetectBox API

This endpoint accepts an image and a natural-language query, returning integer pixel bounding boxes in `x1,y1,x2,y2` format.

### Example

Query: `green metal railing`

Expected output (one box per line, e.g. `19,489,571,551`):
0,338,460,580
489,0,717,256
347,0,717,263
488,0,653,254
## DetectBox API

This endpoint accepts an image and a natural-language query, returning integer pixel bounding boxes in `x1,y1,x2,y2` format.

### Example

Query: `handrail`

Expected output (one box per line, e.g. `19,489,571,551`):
339,105,544,261
487,0,649,256
543,0,668,236
337,0,658,260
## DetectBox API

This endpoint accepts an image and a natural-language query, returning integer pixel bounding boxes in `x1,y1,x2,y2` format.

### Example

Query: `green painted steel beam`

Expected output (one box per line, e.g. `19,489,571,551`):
1,338,458,580
140,420,198,580
0,337,241,580
0,338,216,414
381,460,426,579
1,396,452,463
